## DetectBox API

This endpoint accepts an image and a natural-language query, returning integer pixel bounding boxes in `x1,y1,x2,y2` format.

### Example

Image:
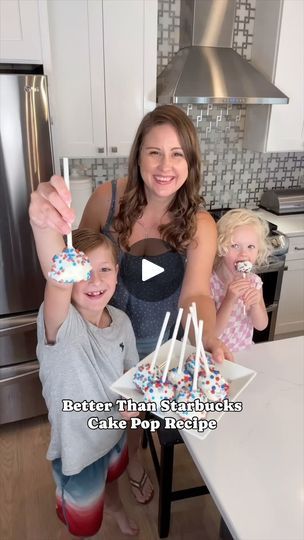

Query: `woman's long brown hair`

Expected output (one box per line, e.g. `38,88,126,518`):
114,105,204,252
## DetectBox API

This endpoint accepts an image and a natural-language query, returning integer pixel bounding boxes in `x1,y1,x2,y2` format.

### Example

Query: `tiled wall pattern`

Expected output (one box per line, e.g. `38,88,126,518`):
71,0,304,209
232,0,256,60
157,0,180,75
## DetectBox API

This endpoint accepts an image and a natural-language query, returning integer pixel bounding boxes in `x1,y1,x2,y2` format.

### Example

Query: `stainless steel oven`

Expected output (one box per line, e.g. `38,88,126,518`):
253,256,284,343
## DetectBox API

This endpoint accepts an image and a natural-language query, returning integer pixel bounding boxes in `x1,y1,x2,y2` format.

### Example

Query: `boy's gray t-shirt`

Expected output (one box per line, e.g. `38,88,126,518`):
37,303,139,476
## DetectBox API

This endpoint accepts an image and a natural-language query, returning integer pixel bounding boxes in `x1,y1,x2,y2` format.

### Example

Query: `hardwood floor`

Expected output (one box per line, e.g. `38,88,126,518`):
0,416,221,540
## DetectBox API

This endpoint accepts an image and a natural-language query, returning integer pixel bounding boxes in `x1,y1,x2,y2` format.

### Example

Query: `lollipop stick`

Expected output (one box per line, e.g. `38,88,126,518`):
162,308,183,382
242,272,246,315
189,305,198,334
150,311,170,370
193,319,203,392
198,321,210,376
177,312,191,373
191,302,198,329
189,306,210,376
63,157,72,248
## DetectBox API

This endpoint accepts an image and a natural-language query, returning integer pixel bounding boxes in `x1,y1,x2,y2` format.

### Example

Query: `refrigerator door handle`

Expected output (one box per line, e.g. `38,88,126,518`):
0,315,37,336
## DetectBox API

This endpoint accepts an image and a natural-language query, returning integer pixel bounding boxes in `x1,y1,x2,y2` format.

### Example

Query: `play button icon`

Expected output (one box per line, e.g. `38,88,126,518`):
142,259,164,282
119,238,185,302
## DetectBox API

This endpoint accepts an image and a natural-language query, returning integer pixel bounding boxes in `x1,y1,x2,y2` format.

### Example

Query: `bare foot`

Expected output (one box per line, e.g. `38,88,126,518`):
127,457,154,504
106,507,139,536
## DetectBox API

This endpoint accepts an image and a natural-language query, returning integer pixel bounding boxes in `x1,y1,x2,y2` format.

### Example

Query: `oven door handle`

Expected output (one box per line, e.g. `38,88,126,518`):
266,303,278,312
0,315,37,336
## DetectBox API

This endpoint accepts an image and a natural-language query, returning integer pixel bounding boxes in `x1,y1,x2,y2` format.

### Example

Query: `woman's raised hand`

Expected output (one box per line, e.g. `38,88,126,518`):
29,175,75,234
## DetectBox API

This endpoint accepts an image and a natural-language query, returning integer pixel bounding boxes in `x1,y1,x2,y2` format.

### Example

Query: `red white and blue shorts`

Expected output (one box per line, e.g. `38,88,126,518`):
52,433,128,537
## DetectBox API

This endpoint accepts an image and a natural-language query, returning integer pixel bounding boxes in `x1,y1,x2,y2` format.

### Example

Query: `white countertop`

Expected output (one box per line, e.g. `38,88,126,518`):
255,208,304,237
181,337,304,540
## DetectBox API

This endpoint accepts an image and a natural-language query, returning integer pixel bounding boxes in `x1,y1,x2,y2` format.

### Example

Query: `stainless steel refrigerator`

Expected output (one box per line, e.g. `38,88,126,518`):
0,74,53,423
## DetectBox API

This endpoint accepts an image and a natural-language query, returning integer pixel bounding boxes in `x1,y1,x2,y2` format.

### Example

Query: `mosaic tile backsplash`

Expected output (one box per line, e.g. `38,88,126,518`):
71,0,304,209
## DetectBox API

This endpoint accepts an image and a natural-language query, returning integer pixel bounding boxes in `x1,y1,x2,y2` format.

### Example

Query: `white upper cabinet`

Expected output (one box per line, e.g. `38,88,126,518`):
47,0,157,161
103,0,157,157
244,0,304,153
0,0,46,62
47,0,106,159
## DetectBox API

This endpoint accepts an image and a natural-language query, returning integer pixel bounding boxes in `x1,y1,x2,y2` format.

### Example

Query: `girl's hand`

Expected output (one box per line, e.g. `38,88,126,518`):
243,286,263,308
120,410,140,421
226,277,251,303
205,336,234,363
29,175,75,234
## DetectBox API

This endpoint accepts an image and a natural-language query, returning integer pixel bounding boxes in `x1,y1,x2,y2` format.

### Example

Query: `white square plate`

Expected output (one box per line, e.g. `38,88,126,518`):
111,339,256,440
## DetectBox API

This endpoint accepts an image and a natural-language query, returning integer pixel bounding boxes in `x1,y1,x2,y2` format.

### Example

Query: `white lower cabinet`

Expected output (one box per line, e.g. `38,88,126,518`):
275,235,304,336
47,0,157,163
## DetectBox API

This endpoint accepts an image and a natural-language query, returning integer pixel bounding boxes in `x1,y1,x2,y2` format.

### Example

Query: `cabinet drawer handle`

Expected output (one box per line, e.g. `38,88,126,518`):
110,146,118,153
294,246,304,251
97,147,104,153
284,266,288,271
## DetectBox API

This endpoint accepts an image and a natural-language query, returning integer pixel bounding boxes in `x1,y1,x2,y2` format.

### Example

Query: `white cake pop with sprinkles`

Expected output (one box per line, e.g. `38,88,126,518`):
184,351,213,376
167,312,192,393
48,248,92,283
176,389,207,420
143,380,175,408
235,260,253,274
198,367,229,402
133,363,161,392
177,319,207,419
48,158,92,284
167,367,192,394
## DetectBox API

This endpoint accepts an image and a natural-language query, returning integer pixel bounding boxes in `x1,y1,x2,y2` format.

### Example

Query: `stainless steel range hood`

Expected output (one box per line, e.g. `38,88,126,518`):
157,0,289,106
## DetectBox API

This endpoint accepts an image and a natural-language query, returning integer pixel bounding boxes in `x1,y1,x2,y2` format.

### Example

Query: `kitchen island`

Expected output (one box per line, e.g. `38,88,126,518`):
181,337,304,540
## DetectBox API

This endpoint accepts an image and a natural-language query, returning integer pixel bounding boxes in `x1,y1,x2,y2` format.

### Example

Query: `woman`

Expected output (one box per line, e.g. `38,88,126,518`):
29,104,232,504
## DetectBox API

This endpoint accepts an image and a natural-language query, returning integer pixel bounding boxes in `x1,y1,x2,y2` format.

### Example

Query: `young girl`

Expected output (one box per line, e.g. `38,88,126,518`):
31,224,139,539
211,209,272,352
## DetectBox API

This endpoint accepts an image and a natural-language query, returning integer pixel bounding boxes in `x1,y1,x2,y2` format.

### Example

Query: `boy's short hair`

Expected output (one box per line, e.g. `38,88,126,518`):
216,209,273,267
72,228,118,264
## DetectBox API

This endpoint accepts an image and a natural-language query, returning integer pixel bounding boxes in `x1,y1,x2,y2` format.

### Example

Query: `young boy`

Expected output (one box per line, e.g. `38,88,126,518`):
31,223,139,539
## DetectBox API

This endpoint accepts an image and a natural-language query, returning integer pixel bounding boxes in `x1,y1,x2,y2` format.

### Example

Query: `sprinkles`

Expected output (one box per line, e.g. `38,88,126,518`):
48,247,92,283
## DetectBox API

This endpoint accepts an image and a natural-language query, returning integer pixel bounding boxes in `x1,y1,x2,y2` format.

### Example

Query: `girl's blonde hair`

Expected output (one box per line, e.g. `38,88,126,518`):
216,209,272,267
